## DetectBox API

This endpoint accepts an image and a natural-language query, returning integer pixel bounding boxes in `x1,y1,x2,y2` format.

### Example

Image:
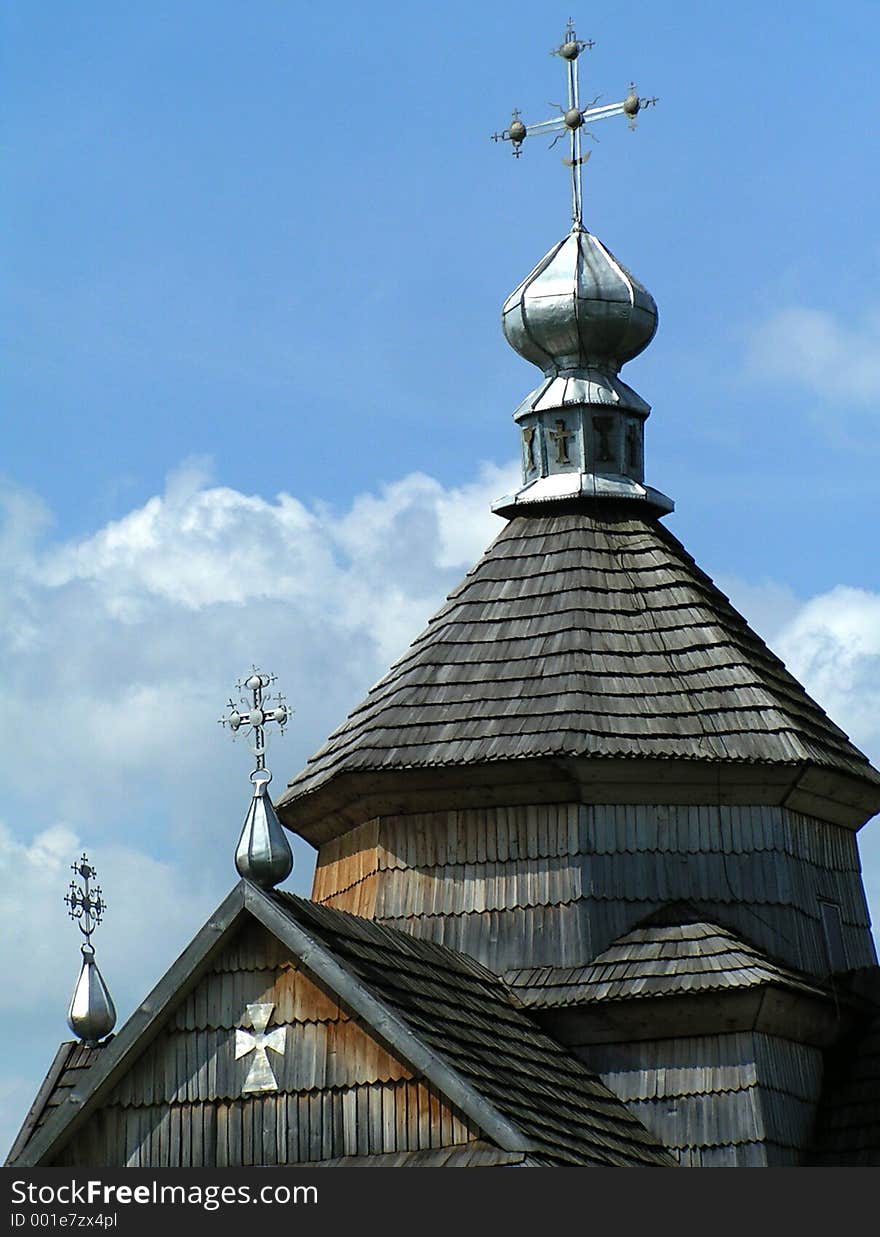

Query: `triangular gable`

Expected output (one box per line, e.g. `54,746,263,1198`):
9,882,526,1168
49,919,479,1167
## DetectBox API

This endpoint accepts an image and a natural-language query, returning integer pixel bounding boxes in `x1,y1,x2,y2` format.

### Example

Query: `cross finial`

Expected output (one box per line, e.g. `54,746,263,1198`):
220,668,294,889
64,853,116,1043
219,667,289,775
64,853,107,950
491,25,658,227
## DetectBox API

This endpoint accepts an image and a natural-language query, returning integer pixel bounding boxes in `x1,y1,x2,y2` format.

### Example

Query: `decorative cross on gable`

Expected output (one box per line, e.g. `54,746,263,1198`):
234,1002,286,1094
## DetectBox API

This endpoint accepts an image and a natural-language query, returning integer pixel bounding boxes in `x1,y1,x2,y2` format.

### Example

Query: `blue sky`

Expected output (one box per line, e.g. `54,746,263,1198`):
3,1,880,1155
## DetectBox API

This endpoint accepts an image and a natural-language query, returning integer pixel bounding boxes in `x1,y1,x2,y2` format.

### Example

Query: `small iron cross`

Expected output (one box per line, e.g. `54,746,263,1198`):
235,1003,286,1094
491,21,657,226
64,854,106,949
549,418,575,465
219,668,288,772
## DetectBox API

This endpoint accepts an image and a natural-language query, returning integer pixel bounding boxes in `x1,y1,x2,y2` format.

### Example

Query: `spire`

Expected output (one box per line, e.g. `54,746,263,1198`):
490,25,672,518
220,668,294,889
64,854,116,1045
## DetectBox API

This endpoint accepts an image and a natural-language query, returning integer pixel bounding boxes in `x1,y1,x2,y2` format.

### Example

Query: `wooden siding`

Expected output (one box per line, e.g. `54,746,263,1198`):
312,803,876,978
809,972,880,1166
580,1033,824,1167
54,1083,476,1168
53,919,477,1167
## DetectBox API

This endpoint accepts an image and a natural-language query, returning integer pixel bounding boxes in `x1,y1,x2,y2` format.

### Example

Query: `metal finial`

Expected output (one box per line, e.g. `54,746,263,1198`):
64,854,116,1044
220,668,294,889
491,25,658,227
219,667,289,774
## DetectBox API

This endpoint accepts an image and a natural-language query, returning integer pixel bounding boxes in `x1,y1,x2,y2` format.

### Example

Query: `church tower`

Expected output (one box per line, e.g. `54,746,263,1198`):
273,26,880,1165
9,26,880,1170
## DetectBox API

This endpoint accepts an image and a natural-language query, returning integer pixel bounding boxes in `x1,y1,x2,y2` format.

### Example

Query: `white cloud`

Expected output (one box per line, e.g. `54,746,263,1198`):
774,586,880,757
0,457,517,1159
0,459,517,833
745,305,880,403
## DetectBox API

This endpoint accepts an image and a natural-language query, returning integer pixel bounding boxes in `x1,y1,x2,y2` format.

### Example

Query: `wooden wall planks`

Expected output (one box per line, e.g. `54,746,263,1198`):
311,803,876,978
578,1032,825,1167
55,1082,478,1168
52,921,478,1168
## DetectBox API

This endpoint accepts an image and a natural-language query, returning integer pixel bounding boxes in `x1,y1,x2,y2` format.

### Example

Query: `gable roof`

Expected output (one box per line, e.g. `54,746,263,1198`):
9,881,673,1168
266,892,673,1166
278,510,880,834
503,914,834,1009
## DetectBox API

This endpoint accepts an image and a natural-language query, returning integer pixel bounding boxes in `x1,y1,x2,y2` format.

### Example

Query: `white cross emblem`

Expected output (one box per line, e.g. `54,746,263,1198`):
234,1002,286,1094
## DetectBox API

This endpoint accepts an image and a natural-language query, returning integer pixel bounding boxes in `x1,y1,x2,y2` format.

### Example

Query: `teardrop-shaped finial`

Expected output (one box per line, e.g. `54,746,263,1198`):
235,770,294,888
67,944,117,1044
221,668,294,888
64,853,116,1044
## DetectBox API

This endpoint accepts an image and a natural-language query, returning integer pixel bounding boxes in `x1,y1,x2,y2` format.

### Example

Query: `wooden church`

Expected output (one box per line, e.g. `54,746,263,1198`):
8,30,880,1169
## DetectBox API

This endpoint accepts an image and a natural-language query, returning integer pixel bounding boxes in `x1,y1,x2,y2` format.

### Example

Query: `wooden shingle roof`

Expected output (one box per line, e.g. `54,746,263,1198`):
9,881,673,1168
503,915,834,1009
269,892,675,1167
278,509,880,831
5,1041,107,1165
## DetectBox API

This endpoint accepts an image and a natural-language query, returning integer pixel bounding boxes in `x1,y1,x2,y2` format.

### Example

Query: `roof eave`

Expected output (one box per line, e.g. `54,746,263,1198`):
277,755,880,846
534,981,862,1050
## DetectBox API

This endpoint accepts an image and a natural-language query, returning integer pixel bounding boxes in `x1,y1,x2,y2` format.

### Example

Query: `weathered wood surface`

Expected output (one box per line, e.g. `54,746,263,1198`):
503,919,834,1008
279,512,880,827
265,894,673,1167
47,903,673,1169
808,969,880,1165
54,1082,477,1168
312,804,876,977
5,1042,85,1164
579,1033,824,1167
53,919,477,1168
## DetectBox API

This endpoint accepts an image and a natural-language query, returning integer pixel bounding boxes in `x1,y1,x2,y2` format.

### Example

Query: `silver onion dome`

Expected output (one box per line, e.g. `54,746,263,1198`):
502,224,657,374
235,770,294,889
67,945,117,1045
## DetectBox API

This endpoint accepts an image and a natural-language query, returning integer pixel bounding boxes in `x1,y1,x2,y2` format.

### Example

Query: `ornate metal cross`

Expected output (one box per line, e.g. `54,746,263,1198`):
491,20,657,227
235,1003,286,1094
64,854,106,949
219,668,288,773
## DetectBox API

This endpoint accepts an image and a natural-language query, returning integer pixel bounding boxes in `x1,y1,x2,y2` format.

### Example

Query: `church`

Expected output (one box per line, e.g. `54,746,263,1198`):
8,28,880,1169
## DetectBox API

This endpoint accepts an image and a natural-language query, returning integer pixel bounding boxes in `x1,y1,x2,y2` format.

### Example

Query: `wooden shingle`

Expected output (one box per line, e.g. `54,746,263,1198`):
278,511,880,830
